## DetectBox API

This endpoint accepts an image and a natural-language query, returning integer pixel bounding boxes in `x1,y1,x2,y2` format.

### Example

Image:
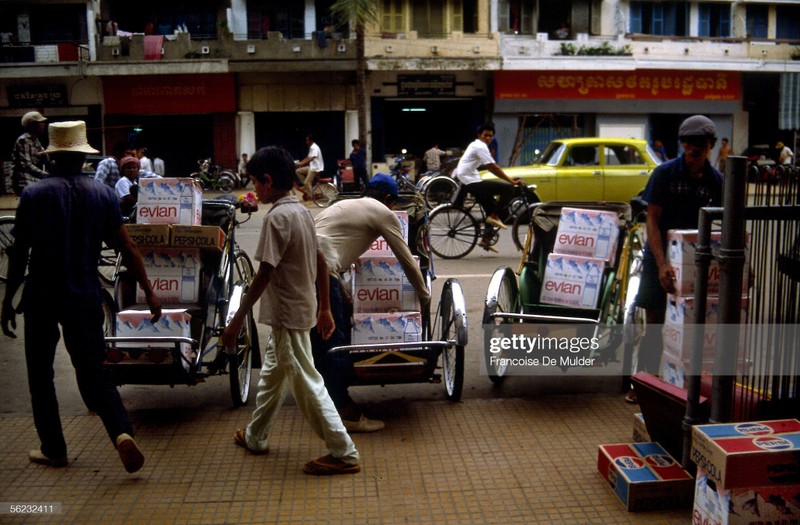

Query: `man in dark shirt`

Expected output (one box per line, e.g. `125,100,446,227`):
629,115,723,401
1,121,161,472
349,139,368,190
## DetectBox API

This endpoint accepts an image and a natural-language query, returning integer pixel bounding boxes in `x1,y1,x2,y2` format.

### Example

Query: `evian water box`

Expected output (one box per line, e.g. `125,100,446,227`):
115,308,195,371
667,229,750,295
352,256,418,313
540,253,605,309
363,211,409,256
351,311,422,345
136,248,201,304
554,207,620,266
138,178,202,225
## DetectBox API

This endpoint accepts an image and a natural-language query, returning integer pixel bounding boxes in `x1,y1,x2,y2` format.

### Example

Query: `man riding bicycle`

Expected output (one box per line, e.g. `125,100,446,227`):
453,124,525,252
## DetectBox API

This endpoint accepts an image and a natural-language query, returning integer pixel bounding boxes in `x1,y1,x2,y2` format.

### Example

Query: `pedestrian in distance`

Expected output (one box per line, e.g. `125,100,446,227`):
238,153,250,188
627,115,723,404
11,111,49,195
94,140,134,189
115,155,141,218
1,121,162,473
715,137,733,173
224,145,361,476
776,141,794,166
423,143,446,172
349,139,368,189
311,173,432,432
295,135,324,202
453,123,525,253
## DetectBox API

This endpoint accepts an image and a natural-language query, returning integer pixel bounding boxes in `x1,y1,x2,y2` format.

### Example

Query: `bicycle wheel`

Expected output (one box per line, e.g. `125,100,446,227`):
101,288,117,338
312,182,338,208
98,243,120,287
229,250,258,407
428,205,479,259
423,176,458,209
0,216,15,282
483,267,521,384
439,279,466,401
217,173,236,194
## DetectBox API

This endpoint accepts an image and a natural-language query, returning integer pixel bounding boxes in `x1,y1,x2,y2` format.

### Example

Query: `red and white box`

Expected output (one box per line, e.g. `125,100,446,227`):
115,308,195,371
138,177,202,225
693,468,800,525
554,207,620,266
136,248,201,304
352,256,418,313
363,211,409,256
352,311,422,345
597,442,694,511
691,419,800,490
667,229,750,296
540,253,605,309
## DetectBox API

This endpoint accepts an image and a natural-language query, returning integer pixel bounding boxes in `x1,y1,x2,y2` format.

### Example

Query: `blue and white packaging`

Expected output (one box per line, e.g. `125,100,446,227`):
540,253,605,309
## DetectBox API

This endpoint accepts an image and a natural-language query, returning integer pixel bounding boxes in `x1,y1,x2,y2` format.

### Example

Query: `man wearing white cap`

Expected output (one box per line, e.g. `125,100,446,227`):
10,111,49,195
1,121,162,474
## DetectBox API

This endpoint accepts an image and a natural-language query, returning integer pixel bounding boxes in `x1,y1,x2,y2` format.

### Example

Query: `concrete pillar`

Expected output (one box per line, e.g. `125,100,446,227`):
237,111,256,160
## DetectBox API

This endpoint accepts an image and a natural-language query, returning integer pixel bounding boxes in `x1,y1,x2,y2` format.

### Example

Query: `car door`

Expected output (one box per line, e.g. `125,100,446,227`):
555,144,603,200
601,143,653,202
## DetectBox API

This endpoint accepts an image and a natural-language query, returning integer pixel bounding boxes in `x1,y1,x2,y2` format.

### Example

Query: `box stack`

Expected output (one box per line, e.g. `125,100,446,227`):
350,211,425,376
540,207,619,309
661,230,750,388
115,178,218,370
691,419,800,524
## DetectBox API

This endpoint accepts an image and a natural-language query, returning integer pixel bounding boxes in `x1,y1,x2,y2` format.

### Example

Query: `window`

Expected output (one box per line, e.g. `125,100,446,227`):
382,0,405,33
629,2,688,37
698,3,731,38
605,145,645,166
746,4,768,39
566,146,599,166
413,0,445,38
776,4,800,40
247,3,305,39
498,0,532,35
452,0,478,33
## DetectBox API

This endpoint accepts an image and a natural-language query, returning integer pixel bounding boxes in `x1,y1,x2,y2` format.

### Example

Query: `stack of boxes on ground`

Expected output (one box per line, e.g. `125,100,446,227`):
691,419,800,524
349,210,424,378
115,178,224,372
661,230,750,388
540,207,620,309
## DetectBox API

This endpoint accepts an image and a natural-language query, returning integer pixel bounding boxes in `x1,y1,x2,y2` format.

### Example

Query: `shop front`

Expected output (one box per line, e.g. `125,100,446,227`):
493,70,745,167
102,74,236,178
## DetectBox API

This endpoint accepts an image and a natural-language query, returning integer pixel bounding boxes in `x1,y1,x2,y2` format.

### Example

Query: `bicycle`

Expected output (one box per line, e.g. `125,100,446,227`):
428,183,539,259
191,158,237,193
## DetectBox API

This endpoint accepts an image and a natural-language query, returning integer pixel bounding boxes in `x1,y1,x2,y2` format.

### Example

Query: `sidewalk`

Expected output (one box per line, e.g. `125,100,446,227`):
0,390,692,524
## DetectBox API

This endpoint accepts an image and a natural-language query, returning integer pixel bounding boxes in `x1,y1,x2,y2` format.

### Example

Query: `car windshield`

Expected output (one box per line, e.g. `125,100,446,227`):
645,144,663,165
537,142,566,166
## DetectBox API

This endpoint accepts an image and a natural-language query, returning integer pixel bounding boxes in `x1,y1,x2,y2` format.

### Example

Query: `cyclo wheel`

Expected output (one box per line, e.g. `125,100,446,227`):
101,288,117,338
312,182,338,208
423,176,458,209
428,205,479,259
0,216,16,282
217,173,236,194
229,250,258,407
98,242,120,286
438,279,466,401
483,267,521,384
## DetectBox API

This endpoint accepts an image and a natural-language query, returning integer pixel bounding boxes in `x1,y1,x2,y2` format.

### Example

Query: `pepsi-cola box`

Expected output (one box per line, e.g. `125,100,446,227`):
597,442,694,511
690,419,800,490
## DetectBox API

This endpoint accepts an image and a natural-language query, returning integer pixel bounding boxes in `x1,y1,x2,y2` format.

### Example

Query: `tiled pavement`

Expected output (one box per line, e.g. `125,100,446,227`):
0,391,691,524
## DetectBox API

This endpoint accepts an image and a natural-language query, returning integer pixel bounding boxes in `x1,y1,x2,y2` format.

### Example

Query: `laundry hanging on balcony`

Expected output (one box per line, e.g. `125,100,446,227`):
144,35,164,60
779,73,800,130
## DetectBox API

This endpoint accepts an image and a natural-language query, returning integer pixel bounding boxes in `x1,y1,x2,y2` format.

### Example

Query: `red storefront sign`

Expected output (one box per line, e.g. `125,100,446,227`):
495,70,739,101
103,74,235,114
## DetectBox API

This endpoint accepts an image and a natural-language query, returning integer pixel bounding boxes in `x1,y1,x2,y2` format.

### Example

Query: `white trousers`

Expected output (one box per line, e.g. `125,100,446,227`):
244,327,359,464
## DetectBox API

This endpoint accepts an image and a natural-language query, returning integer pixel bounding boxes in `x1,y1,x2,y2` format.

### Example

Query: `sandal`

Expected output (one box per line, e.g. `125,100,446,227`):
233,429,269,455
303,454,361,476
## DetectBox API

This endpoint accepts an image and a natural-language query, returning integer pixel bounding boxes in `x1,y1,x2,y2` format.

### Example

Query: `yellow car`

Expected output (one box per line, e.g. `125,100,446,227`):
482,137,661,202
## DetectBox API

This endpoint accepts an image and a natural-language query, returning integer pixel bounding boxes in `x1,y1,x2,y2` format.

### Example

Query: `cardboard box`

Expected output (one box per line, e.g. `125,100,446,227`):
136,248,201,304
667,230,750,295
363,211,409,256
693,468,800,525
352,311,422,345
124,224,171,247
170,225,225,251
540,253,605,309
352,256,418,313
115,309,195,371
138,177,202,225
691,419,800,489
554,207,620,266
597,442,694,511
633,413,651,443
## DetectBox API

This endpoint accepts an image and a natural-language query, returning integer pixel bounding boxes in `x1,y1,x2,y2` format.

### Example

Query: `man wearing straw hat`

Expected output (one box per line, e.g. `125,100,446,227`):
1,121,162,474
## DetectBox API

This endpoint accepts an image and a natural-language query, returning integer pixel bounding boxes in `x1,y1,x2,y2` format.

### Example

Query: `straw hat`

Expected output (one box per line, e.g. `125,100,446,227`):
43,121,99,154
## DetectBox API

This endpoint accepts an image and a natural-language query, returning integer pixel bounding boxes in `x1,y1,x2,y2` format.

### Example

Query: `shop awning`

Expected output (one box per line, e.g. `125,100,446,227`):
779,73,800,130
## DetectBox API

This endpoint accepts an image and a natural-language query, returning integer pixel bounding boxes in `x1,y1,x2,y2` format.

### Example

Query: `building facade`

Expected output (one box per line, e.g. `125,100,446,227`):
1,0,798,178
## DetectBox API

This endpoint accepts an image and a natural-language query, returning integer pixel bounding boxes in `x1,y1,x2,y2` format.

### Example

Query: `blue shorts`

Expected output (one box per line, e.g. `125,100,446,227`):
635,257,667,311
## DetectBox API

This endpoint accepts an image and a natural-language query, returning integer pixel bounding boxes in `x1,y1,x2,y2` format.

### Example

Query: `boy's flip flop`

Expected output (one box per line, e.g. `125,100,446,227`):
303,454,361,476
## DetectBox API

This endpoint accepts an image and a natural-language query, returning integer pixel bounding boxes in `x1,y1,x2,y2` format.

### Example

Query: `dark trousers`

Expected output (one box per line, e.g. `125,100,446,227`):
463,180,516,219
24,299,133,458
353,167,368,189
310,276,354,410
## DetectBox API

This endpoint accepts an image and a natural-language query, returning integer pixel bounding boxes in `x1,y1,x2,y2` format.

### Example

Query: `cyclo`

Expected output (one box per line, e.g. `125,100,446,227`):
327,186,470,401
102,193,260,407
482,200,646,385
